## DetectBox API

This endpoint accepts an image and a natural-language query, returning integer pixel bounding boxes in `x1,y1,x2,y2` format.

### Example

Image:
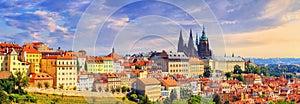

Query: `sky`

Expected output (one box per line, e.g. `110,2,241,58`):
0,0,300,58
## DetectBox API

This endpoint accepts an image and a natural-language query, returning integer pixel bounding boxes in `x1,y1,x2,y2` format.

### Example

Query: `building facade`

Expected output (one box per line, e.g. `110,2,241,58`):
189,57,205,77
167,51,189,76
41,55,77,90
135,78,161,101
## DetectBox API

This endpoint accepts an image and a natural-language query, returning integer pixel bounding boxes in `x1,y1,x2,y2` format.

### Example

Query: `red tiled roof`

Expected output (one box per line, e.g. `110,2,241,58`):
22,46,41,54
32,42,44,46
0,71,12,79
162,77,178,86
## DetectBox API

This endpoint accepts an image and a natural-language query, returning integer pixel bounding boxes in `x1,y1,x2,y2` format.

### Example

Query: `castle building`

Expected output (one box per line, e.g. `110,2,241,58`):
177,26,212,59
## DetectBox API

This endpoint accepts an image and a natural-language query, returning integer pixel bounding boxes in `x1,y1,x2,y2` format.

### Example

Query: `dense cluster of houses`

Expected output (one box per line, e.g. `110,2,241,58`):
2,42,297,103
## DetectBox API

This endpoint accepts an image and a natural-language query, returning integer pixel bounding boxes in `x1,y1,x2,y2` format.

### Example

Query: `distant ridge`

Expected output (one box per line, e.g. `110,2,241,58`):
246,58,300,65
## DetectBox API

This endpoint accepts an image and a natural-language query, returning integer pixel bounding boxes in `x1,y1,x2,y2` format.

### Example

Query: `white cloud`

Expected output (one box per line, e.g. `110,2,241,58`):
260,0,296,19
30,32,42,40
282,10,300,21
107,17,129,30
220,20,238,25
33,11,68,33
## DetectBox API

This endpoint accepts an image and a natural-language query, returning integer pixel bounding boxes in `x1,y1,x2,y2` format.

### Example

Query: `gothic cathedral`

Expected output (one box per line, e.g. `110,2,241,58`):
177,26,212,59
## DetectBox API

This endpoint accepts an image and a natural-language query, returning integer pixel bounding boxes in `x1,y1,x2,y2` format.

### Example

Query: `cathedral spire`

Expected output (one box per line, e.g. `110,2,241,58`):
177,29,184,52
188,29,197,57
190,28,193,38
195,33,199,46
201,25,208,40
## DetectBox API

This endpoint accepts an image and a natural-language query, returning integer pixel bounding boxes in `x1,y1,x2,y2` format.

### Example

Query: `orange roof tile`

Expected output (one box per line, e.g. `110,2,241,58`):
101,57,113,61
22,46,41,54
0,71,12,79
162,77,178,86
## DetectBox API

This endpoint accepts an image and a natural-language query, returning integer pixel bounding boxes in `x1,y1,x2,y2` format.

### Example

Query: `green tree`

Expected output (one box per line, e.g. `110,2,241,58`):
163,97,171,104
0,90,10,104
170,89,178,102
135,65,142,69
261,66,269,76
233,65,242,74
130,94,138,101
77,59,81,71
172,100,187,104
44,81,50,89
11,71,30,94
253,66,261,75
225,72,232,80
121,86,128,93
203,66,212,78
138,95,150,104
188,95,202,104
235,74,245,83
213,93,221,104
84,61,88,71
0,79,14,94
180,88,191,100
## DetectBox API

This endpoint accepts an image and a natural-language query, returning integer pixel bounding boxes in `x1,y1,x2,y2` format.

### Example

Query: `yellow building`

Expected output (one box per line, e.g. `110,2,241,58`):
21,44,42,73
189,58,205,77
207,56,245,73
7,49,29,75
107,73,121,91
135,78,161,101
29,73,53,88
102,57,114,73
86,56,104,73
0,52,6,71
41,55,77,90
167,51,189,76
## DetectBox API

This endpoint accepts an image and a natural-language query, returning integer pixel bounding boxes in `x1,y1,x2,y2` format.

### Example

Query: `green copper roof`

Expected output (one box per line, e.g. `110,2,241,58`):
200,26,208,40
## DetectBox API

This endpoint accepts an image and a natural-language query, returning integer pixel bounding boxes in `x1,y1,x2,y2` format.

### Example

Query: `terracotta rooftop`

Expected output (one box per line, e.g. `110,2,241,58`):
30,73,53,80
0,71,12,79
139,78,160,85
22,46,41,54
107,52,122,60
189,57,205,65
162,77,178,86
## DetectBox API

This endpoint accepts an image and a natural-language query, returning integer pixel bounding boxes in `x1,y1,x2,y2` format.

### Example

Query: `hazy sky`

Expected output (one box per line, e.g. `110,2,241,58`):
0,0,300,58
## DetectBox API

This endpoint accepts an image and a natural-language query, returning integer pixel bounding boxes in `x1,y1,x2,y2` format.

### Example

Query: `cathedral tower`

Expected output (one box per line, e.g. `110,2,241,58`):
197,26,212,59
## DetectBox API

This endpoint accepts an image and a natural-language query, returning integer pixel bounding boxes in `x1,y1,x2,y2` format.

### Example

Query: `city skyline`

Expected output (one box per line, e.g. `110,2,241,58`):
0,0,300,58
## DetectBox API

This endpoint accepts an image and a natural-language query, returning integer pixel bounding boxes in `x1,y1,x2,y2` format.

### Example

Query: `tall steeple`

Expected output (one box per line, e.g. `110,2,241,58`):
188,29,197,57
197,25,212,59
195,33,199,46
200,26,208,40
177,29,184,52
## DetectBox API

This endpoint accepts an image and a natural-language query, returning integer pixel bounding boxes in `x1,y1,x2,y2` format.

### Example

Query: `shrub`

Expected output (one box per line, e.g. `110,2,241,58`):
30,97,38,103
52,98,60,103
